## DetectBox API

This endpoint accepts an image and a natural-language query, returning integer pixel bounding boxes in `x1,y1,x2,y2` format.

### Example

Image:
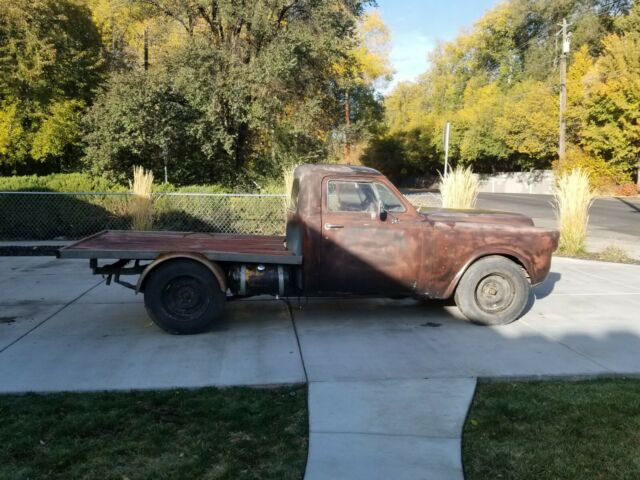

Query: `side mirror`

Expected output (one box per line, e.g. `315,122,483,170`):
377,201,388,222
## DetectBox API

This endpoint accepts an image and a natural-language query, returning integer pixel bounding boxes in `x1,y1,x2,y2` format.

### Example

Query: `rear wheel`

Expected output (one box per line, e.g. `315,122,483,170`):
454,256,530,326
143,259,225,334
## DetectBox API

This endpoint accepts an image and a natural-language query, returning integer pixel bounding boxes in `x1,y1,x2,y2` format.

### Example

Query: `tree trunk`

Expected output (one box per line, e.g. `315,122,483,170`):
234,122,249,170
143,26,149,71
343,91,351,164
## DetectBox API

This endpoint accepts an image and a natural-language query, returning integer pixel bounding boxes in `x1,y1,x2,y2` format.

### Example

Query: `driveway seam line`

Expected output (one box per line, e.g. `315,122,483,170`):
308,377,477,385
281,299,308,383
310,430,461,440
0,280,104,355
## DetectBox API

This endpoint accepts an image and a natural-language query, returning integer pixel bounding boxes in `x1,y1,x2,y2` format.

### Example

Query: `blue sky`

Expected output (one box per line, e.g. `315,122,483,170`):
375,0,501,90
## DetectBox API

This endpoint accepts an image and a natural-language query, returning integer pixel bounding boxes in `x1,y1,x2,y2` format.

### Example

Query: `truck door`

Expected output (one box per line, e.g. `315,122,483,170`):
319,177,422,295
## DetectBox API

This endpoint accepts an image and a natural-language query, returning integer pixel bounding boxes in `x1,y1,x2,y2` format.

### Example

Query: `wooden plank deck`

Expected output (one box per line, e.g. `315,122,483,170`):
58,230,303,265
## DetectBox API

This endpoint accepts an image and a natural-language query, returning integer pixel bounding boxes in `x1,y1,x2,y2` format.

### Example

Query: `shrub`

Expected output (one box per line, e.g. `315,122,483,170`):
440,166,479,209
0,173,119,192
554,148,630,193
614,182,638,197
283,164,299,209
554,168,595,255
129,166,154,231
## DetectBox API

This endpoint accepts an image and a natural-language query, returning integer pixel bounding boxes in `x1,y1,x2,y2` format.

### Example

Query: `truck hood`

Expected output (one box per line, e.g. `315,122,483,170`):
421,208,535,227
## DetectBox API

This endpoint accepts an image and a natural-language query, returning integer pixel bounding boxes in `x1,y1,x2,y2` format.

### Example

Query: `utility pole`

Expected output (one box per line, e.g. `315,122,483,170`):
558,18,571,161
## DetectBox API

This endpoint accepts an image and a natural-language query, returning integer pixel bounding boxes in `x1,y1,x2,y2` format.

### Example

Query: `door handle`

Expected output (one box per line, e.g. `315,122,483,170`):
324,223,344,230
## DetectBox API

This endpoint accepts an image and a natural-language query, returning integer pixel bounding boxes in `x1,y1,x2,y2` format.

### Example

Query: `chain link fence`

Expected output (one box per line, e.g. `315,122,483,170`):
0,192,287,241
0,191,441,241
404,193,442,210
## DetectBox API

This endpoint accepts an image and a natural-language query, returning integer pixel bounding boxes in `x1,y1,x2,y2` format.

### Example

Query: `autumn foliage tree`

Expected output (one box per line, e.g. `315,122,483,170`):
0,0,104,173
82,0,379,185
371,0,637,188
336,9,393,163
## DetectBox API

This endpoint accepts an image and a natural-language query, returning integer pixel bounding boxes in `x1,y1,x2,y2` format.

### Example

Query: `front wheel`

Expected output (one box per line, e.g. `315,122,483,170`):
454,256,530,326
143,259,225,334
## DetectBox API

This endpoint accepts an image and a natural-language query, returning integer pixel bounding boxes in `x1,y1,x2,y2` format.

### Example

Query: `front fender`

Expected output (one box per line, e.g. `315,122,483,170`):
441,248,533,299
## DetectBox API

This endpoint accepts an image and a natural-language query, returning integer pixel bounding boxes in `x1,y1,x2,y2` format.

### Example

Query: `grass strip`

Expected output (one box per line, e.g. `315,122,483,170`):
463,379,640,480
0,386,307,480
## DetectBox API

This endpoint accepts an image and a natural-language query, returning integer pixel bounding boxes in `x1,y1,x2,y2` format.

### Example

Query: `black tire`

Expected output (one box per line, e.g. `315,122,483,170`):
454,256,530,326
143,259,225,335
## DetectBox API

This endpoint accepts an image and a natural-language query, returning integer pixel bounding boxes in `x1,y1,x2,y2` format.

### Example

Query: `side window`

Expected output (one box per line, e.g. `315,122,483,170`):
374,183,406,213
327,181,377,213
288,178,300,212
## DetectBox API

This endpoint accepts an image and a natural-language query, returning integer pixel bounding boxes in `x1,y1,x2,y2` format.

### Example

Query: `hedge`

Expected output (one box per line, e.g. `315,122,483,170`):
0,173,284,194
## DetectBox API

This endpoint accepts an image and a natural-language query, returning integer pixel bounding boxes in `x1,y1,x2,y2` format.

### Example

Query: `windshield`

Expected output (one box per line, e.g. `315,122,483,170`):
373,183,406,213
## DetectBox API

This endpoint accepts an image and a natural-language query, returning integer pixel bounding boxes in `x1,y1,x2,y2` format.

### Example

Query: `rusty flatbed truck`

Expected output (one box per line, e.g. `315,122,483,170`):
58,165,559,334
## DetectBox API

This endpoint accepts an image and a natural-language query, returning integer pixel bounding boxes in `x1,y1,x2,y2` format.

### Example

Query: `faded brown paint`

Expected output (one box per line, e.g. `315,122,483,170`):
136,252,228,293
65,230,292,256
289,164,558,298
62,164,559,300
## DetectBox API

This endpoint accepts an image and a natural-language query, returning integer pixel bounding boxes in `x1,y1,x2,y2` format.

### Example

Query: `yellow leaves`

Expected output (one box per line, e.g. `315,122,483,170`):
579,31,640,169
342,9,393,88
0,102,24,158
495,80,557,158
30,99,84,161
385,82,429,134
568,45,594,106
554,147,629,191
85,0,187,70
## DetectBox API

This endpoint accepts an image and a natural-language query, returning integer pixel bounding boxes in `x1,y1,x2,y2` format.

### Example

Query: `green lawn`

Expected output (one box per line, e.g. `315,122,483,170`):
0,386,307,480
463,379,640,480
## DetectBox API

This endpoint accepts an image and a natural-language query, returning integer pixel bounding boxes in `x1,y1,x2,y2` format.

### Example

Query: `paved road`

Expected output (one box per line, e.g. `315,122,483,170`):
476,193,640,238
2,255,640,478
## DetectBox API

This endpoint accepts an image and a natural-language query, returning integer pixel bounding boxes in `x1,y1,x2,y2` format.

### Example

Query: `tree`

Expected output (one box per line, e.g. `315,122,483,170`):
86,0,184,71
336,9,393,162
0,101,27,171
83,72,203,185
456,82,509,170
494,80,558,169
83,0,375,185
582,31,640,176
0,0,105,171
374,0,633,182
30,100,86,163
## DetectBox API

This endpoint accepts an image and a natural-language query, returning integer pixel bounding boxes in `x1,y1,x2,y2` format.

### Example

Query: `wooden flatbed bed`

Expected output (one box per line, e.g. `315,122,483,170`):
57,230,303,265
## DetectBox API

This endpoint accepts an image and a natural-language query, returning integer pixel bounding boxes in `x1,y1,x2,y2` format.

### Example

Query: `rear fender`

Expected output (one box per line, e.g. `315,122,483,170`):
136,253,227,293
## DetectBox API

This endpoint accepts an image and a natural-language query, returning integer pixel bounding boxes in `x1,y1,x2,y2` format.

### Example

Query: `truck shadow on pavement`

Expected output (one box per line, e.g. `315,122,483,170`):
2,258,640,392
616,197,640,214
532,272,562,299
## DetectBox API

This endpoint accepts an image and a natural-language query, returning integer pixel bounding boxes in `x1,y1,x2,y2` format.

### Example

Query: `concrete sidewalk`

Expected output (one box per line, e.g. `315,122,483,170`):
1,255,640,479
305,378,476,480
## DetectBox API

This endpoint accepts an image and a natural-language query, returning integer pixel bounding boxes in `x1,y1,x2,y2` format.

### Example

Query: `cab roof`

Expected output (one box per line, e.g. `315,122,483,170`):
294,164,382,179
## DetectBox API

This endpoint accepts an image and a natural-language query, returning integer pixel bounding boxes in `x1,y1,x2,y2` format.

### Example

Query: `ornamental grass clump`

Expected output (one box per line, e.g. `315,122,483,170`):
283,164,299,210
440,166,479,209
554,168,594,255
129,166,154,231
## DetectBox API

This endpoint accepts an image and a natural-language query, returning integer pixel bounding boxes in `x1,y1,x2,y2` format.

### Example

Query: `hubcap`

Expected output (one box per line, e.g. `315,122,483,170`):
162,276,208,319
475,273,515,314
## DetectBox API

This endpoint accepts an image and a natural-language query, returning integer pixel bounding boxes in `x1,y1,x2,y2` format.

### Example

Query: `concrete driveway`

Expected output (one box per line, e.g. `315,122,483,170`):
1,255,640,479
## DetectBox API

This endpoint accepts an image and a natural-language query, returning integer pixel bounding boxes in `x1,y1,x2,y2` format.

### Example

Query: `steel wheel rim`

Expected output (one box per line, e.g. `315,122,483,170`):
162,275,209,320
474,273,516,314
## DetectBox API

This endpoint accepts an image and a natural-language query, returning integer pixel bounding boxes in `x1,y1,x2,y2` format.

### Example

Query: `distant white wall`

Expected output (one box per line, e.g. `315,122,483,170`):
474,170,555,195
